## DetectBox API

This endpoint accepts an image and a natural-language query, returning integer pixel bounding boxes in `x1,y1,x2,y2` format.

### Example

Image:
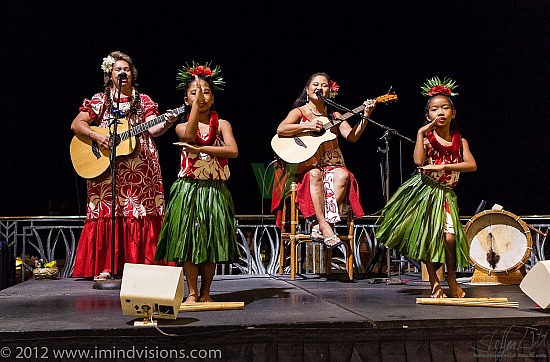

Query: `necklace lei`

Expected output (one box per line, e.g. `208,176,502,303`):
186,111,219,146
108,88,140,117
306,103,326,117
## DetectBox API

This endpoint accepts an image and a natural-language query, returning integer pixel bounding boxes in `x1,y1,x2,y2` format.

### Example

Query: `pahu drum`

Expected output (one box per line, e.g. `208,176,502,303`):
465,209,532,276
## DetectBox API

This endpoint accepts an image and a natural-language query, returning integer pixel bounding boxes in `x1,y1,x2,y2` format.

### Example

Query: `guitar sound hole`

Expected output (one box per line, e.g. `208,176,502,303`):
111,135,121,146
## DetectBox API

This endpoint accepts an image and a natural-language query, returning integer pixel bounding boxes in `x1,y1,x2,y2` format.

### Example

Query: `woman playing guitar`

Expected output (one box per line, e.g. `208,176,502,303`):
70,51,178,281
271,72,376,248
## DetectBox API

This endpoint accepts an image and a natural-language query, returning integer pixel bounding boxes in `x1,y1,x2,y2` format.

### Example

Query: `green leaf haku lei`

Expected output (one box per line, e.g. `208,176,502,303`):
176,61,225,91
420,76,459,97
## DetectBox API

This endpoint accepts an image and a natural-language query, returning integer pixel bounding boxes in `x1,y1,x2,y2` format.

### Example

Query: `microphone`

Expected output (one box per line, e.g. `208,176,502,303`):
315,89,325,100
117,72,127,80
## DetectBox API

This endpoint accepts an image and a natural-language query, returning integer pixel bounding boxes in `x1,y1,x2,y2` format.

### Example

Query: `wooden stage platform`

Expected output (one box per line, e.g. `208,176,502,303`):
1,273,549,361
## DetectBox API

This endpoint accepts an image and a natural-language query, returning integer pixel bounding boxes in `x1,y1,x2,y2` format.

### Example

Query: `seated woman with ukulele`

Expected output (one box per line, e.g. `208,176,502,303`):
271,72,376,248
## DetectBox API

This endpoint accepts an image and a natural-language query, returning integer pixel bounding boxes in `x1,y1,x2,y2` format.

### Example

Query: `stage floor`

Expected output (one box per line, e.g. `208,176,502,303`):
1,273,549,361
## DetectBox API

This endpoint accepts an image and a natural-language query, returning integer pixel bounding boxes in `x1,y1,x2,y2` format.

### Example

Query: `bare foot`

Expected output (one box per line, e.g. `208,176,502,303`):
183,294,197,304
449,283,465,298
198,294,214,303
431,283,447,298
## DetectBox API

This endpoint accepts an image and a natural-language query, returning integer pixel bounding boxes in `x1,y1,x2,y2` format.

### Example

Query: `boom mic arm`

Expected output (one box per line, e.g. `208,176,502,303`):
315,91,358,116
315,89,414,144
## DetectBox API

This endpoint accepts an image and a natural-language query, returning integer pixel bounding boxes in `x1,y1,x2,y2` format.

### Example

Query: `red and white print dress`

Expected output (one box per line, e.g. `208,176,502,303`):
271,109,364,227
178,137,230,180
72,92,166,278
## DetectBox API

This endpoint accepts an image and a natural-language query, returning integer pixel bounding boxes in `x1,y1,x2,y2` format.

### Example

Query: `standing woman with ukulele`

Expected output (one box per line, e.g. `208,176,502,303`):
271,72,377,248
70,51,178,281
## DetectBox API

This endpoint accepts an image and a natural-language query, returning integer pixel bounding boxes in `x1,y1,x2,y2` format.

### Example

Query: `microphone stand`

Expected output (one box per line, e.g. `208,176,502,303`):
319,92,414,144
319,93,414,284
94,75,125,290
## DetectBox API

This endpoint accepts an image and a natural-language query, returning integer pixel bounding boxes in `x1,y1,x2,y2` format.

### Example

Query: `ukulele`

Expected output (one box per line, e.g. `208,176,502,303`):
270,93,397,173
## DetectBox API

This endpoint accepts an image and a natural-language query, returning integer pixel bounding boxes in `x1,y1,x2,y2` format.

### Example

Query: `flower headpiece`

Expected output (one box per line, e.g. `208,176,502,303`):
176,61,225,91
101,55,116,74
421,76,458,97
328,80,340,98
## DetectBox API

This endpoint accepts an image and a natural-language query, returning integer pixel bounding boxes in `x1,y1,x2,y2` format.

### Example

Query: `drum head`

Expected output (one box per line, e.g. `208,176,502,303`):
465,209,532,275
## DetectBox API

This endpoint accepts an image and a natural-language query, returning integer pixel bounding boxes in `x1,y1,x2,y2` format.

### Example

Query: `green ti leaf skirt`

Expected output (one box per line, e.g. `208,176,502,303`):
375,173,469,268
155,178,239,265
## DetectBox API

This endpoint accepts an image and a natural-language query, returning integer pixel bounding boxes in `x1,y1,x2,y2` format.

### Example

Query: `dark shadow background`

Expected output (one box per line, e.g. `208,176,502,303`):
1,0,549,217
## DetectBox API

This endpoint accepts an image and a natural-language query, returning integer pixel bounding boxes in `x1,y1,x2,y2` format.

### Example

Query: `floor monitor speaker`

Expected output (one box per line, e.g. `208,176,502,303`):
519,260,550,309
120,263,184,320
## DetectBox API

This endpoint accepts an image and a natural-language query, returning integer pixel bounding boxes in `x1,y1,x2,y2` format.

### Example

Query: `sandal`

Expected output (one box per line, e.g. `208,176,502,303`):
310,224,324,242
93,271,110,281
322,235,344,250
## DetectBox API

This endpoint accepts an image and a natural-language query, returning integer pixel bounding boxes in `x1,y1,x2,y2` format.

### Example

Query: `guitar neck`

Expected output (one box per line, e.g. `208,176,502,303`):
119,105,185,141
323,104,367,130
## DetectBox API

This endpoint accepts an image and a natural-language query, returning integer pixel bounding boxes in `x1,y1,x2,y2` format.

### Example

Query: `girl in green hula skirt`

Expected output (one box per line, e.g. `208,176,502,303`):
376,76,477,298
155,62,239,303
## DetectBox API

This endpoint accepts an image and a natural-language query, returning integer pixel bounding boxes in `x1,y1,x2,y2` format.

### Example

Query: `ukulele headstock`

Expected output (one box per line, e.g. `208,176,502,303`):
375,92,398,104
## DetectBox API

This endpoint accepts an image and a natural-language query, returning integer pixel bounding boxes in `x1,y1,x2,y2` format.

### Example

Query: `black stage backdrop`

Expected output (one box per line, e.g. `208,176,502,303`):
1,1,549,217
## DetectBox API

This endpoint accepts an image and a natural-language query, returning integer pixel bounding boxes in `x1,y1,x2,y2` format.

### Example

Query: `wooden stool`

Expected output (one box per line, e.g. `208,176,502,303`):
278,182,355,280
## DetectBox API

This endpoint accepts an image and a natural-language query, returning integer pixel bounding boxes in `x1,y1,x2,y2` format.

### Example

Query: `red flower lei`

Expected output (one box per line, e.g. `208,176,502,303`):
427,85,451,97
189,65,213,77
187,111,219,146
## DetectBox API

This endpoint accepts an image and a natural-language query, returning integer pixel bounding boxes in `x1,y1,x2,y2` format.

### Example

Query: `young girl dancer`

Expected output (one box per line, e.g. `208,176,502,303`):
376,76,477,298
155,62,239,303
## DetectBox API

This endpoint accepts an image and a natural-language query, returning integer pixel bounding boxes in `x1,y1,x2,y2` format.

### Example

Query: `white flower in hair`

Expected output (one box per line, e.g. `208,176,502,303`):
101,55,116,73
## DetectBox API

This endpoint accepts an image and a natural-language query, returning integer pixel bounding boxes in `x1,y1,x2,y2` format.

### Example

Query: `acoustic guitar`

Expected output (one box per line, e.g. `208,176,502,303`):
270,93,397,173
70,105,185,179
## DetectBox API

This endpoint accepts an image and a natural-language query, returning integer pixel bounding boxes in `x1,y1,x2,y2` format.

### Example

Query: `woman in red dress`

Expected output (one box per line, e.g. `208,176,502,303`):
70,51,178,280
272,72,377,248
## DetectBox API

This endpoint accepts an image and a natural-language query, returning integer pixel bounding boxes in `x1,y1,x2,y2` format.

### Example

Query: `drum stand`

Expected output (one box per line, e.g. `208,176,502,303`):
470,267,526,285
